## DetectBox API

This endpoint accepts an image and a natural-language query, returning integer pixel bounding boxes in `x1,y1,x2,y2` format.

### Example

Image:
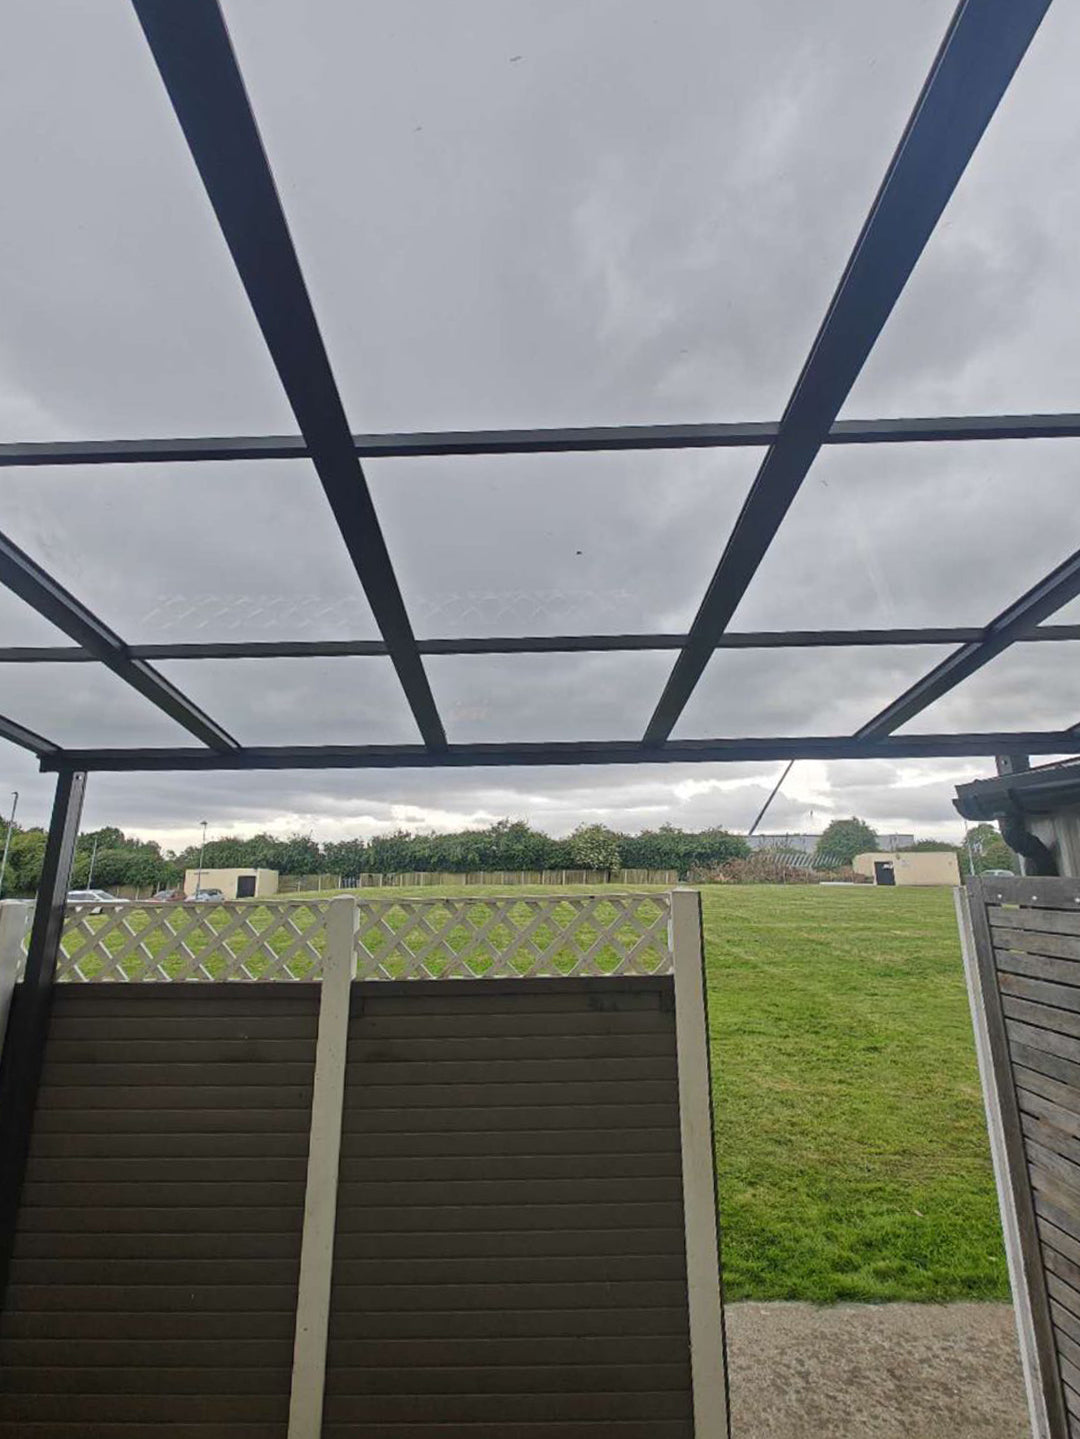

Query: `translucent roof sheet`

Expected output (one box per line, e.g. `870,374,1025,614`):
730,441,1080,631
0,461,379,643
7,664,197,749
843,0,1080,418
221,0,954,431
370,449,758,637
0,0,1072,774
899,644,1080,736
671,647,953,740
157,658,421,746
426,652,676,743
0,0,293,440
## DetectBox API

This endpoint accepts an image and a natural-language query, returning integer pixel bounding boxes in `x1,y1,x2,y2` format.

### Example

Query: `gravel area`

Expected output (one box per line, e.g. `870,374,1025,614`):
725,1302,1029,1438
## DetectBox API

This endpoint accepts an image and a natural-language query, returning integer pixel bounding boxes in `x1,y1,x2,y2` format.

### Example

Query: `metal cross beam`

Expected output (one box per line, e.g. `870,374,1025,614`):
0,531,238,751
36,731,1075,774
642,0,1053,747
132,0,446,751
856,547,1080,738
2,412,1079,468
2,624,1080,667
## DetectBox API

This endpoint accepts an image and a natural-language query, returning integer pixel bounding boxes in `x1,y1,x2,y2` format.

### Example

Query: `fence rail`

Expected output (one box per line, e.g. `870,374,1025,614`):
0,892,676,985
277,868,678,892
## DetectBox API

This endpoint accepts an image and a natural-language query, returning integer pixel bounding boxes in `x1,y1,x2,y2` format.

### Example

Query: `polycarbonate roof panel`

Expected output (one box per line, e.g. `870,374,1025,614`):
0,2,293,441
670,646,953,739
0,461,380,643
730,441,1080,632
221,0,954,432
6,663,198,748
427,652,675,743
898,644,1080,736
844,1,1080,418
157,658,422,746
370,449,757,637
0,589,71,648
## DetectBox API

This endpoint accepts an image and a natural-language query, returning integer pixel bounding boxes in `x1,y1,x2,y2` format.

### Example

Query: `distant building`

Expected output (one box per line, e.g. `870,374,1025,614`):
853,851,960,887
746,832,915,855
183,867,279,900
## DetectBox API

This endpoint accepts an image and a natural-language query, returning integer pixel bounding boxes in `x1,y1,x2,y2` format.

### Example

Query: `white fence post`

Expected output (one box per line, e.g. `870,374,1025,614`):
669,888,728,1439
0,900,32,1061
288,894,357,1439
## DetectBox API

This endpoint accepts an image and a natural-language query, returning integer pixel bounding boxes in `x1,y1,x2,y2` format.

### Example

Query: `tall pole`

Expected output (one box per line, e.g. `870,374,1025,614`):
195,820,208,895
86,833,99,890
0,791,17,899
963,823,978,879
748,761,795,838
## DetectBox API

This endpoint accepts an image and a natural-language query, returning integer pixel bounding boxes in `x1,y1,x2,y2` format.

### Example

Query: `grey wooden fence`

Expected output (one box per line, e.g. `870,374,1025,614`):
959,875,1080,1439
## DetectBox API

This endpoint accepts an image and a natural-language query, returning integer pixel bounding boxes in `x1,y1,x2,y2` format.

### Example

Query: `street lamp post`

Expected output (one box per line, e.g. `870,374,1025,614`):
195,821,208,896
86,833,99,890
0,791,18,899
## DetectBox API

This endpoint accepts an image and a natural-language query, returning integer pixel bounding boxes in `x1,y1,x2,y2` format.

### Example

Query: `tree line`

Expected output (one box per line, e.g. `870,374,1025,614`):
0,814,1015,898
0,818,752,895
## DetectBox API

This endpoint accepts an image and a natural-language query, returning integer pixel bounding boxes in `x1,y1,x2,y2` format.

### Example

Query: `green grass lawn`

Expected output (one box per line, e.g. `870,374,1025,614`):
702,884,1005,1304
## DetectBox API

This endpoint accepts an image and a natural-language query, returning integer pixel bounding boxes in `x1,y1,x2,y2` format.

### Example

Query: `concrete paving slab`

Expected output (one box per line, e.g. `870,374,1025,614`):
725,1302,1029,1438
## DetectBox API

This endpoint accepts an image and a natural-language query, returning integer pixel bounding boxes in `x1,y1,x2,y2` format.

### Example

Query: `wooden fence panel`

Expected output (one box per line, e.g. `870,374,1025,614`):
962,876,1080,1439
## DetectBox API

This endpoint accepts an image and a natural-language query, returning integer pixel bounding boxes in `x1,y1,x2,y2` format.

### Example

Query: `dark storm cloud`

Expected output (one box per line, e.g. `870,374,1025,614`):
0,0,1076,844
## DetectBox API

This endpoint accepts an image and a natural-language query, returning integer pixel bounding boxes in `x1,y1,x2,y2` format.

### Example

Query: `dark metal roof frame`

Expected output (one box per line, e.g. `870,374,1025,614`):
38,732,1079,774
1,624,1079,666
643,0,1053,746
0,530,237,752
2,412,1080,469
857,547,1080,738
132,0,445,751
0,0,1073,778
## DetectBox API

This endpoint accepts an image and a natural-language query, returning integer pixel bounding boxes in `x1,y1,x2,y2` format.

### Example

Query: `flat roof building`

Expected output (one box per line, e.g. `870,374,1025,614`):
853,850,960,887
183,867,279,900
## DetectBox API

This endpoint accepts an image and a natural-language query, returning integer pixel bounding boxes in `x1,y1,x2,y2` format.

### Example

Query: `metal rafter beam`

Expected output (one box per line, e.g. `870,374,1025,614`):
642,0,1053,747
857,547,1080,738
3,412,1080,468
0,711,56,755
0,531,237,751
0,769,86,1308
2,624,1080,666
37,732,1075,774
132,0,445,749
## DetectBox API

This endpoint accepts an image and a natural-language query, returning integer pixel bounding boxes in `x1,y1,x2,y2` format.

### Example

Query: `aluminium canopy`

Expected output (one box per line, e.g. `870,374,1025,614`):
0,0,1078,777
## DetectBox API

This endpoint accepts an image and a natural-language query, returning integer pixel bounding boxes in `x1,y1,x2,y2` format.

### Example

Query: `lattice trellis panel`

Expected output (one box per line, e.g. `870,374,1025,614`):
354,893,673,980
52,900,331,982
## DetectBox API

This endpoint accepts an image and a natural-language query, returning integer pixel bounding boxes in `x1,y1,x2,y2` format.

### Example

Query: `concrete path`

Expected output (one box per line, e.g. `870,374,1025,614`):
725,1302,1029,1438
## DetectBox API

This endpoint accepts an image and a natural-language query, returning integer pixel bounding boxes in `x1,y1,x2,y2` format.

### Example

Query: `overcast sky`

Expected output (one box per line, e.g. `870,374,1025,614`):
1,0,1078,852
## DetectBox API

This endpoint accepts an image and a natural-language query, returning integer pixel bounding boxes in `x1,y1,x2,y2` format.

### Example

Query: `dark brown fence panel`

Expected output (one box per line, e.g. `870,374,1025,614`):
0,983,319,1439
964,876,1080,1438
324,976,693,1438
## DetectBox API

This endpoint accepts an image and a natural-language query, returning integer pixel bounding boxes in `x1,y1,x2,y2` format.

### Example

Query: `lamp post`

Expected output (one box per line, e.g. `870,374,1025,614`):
0,791,18,899
86,833,99,890
195,820,208,896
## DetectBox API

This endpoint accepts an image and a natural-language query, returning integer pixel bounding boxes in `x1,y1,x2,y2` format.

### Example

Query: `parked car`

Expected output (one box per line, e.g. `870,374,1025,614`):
151,888,185,902
981,868,1016,878
66,889,123,915
189,888,226,903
